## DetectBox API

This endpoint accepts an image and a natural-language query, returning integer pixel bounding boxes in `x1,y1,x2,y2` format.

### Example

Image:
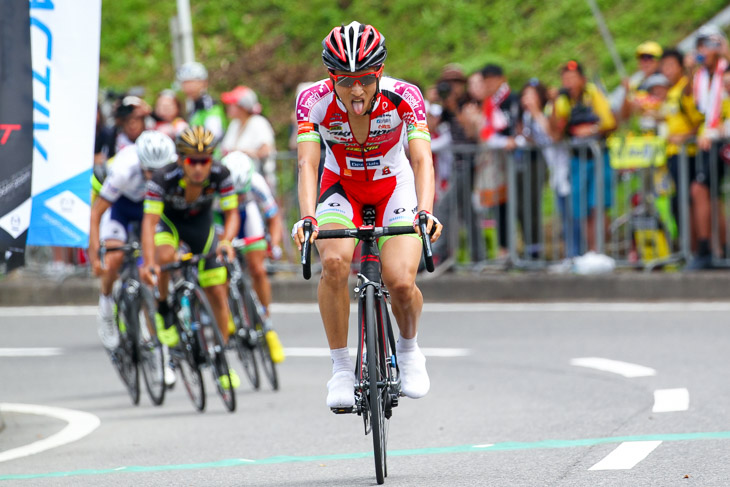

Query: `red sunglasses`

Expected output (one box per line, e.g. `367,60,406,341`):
330,66,383,88
184,156,212,166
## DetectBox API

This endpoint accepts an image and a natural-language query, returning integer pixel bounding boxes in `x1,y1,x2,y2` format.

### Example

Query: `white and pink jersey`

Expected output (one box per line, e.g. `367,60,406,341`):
295,76,430,183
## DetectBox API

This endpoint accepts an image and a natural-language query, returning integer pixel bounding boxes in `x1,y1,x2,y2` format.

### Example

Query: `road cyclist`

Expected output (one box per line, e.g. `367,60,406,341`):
140,126,242,390
291,21,443,409
88,130,179,389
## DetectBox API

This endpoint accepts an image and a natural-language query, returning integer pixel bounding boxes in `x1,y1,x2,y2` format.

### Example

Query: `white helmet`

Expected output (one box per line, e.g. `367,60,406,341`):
221,151,256,193
176,61,208,82
136,130,177,170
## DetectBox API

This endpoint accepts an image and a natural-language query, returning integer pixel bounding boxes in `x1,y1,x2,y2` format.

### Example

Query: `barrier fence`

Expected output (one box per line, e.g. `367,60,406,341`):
16,136,730,278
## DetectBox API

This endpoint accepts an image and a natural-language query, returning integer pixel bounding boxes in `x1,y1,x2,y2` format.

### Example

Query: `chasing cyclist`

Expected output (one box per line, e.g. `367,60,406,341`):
221,150,285,363
89,130,177,352
292,22,443,408
140,126,241,389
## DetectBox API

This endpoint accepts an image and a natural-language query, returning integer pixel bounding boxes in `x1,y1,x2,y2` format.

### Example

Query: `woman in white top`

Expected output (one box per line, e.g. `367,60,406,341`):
220,85,277,190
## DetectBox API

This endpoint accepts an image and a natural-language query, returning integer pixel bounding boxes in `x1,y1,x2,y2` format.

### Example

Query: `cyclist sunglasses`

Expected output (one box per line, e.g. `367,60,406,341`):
184,156,212,166
331,66,383,88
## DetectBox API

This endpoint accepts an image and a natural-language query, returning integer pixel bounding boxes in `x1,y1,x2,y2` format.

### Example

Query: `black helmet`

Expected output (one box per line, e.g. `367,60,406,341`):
176,126,216,156
322,21,387,72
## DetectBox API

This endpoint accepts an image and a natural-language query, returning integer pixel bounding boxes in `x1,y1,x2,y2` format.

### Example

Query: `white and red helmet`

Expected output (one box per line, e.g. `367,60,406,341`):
322,21,387,72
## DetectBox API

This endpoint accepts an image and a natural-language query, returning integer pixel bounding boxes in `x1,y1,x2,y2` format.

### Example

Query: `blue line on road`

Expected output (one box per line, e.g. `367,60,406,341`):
3,430,730,480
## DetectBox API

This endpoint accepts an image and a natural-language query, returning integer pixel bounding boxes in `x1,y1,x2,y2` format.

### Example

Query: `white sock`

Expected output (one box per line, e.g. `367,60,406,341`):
330,347,352,375
396,335,418,354
98,294,113,318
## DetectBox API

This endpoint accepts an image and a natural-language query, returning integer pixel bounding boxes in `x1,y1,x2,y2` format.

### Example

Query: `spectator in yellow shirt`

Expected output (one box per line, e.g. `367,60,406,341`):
552,61,616,255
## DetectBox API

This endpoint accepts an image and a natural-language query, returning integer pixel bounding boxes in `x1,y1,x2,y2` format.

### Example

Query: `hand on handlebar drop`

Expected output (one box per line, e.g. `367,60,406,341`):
291,216,319,251
217,240,236,263
413,210,443,243
140,265,159,288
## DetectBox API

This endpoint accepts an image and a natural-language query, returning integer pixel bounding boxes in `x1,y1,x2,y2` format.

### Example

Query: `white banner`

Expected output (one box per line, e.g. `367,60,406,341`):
26,0,101,248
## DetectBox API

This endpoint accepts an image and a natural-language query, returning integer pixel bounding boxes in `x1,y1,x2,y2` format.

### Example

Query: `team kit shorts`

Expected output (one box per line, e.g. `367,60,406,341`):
315,168,420,248
154,211,226,288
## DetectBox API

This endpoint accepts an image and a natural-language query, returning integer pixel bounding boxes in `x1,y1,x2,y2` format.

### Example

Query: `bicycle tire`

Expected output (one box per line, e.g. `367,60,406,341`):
229,292,260,389
365,286,386,484
193,287,236,412
115,295,140,406
175,292,205,412
244,287,278,391
136,288,165,406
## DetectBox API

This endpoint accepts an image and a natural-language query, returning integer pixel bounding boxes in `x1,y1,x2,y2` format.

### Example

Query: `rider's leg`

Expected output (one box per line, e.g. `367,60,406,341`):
381,235,423,338
317,231,357,349
153,244,178,346
381,234,430,399
245,249,271,313
317,230,357,407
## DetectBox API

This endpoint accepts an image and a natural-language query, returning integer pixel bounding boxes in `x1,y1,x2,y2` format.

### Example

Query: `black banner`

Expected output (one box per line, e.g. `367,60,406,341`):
0,1,33,274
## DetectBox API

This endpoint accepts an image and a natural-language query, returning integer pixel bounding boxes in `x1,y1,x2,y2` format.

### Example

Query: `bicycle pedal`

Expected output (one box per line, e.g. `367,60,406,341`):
330,406,355,414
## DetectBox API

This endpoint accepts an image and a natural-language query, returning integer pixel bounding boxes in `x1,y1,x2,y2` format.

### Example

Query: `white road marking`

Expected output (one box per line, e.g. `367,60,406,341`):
0,403,100,463
653,388,690,413
589,441,662,470
0,348,63,357
570,357,656,378
473,444,494,449
284,347,470,358
2,302,730,318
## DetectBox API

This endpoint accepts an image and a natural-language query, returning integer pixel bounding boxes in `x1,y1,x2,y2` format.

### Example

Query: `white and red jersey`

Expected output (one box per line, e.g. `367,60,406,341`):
295,76,431,183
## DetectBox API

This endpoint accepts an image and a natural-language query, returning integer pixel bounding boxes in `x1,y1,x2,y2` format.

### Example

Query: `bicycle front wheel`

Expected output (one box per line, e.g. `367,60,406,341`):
115,296,140,406
245,287,278,391
364,286,386,484
137,288,165,406
193,287,236,412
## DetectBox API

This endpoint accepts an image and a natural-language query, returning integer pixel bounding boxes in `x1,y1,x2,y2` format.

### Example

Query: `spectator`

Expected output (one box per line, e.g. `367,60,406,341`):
220,85,277,191
619,41,663,130
434,64,486,260
659,48,704,247
687,25,729,268
113,95,150,153
94,104,115,166
467,63,520,255
552,60,616,255
517,79,569,258
152,89,188,139
177,61,226,141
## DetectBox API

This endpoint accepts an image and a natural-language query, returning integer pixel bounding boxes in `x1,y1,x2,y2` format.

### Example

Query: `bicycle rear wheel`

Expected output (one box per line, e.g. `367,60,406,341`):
193,287,236,412
229,292,260,389
364,286,386,484
114,296,140,406
244,287,278,391
136,289,165,406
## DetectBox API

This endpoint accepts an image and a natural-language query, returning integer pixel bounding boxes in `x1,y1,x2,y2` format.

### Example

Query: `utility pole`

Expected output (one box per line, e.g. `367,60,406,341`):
172,0,195,71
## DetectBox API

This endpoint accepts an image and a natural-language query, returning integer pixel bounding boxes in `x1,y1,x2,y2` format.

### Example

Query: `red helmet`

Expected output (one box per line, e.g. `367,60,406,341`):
322,21,387,72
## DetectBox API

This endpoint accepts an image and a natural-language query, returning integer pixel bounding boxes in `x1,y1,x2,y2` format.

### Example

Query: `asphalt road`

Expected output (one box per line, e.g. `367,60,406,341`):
2,302,730,486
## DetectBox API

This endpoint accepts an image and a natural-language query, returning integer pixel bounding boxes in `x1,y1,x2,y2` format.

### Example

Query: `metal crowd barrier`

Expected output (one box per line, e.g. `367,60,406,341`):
12,139,730,278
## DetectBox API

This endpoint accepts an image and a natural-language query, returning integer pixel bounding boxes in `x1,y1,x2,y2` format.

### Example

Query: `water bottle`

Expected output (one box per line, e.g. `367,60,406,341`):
179,295,192,331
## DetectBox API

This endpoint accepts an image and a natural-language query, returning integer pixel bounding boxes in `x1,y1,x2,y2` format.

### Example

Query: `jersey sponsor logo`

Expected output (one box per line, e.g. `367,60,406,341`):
348,157,381,168
382,166,391,175
394,207,405,214
328,202,341,207
297,122,316,135
377,124,391,130
400,88,424,111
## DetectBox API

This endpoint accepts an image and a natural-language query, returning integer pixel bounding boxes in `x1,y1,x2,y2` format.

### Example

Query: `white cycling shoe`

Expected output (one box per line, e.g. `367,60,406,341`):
398,349,430,399
326,370,356,408
97,310,119,350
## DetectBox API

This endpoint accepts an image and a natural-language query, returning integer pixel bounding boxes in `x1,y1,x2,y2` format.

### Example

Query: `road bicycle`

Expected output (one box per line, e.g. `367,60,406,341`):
300,207,435,484
224,237,279,390
99,241,165,406
158,253,236,412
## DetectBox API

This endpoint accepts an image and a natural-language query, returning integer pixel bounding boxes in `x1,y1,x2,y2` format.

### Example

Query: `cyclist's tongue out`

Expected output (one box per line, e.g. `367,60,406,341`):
352,99,365,115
